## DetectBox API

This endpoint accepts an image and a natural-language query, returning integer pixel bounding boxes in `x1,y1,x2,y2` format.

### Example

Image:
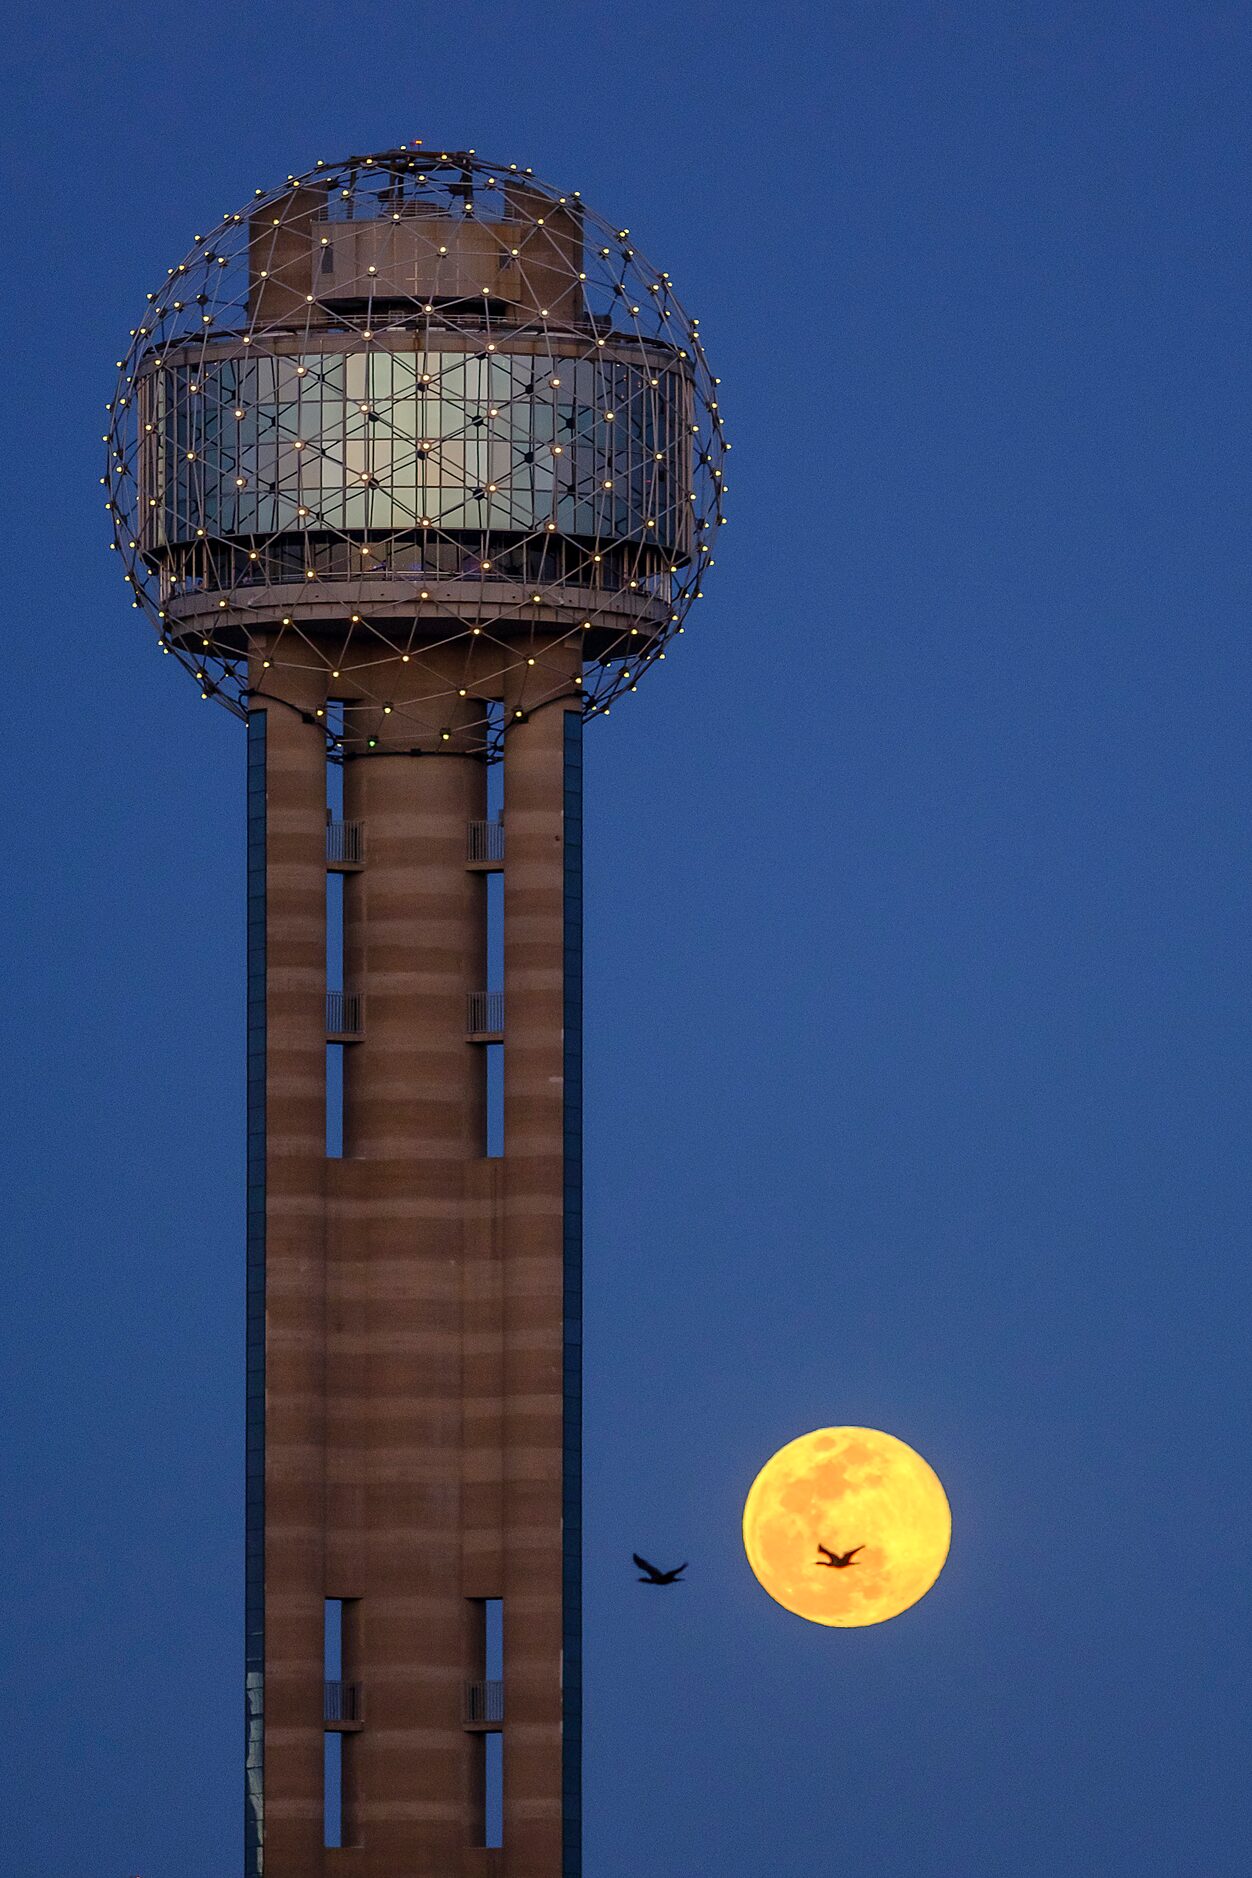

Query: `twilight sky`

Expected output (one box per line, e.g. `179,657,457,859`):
2,2,1250,1873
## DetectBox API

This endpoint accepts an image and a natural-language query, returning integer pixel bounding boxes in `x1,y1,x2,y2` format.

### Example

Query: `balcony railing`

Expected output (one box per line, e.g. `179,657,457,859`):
464,1679,504,1726
324,1680,362,1725
326,991,364,1037
466,991,504,1039
326,818,364,867
467,817,505,865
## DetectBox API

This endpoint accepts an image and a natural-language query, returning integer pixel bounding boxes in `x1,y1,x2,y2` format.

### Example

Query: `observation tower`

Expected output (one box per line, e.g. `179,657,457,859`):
104,144,725,1878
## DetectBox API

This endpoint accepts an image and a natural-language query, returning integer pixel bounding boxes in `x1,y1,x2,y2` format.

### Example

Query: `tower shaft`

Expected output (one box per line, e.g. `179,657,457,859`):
247,683,582,1877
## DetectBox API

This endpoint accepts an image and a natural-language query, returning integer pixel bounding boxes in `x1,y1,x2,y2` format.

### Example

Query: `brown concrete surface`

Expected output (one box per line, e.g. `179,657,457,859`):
252,637,578,1878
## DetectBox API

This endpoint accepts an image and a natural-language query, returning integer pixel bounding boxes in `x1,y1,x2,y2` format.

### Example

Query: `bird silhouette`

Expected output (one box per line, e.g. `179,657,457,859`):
633,1552,687,1585
816,1542,864,1569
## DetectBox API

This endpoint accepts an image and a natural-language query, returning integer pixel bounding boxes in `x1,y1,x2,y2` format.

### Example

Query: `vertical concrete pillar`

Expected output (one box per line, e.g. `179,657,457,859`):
325,700,490,1873
342,748,485,1159
500,686,581,1877
259,696,330,1876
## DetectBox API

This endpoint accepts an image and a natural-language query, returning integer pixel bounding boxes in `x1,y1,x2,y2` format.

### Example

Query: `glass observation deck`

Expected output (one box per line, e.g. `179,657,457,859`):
137,338,692,590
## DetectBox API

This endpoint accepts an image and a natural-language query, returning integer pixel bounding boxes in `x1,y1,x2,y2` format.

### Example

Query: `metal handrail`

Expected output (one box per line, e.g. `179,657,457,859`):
466,990,504,1036
326,990,363,1036
324,1680,362,1724
326,819,364,865
464,1679,504,1725
467,818,505,864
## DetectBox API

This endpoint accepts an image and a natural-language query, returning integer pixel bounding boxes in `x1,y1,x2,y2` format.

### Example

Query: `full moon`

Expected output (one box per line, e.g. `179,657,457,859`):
742,1427,951,1626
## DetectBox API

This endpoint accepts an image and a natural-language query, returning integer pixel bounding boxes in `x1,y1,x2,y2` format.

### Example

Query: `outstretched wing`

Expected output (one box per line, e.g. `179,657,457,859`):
633,1553,660,1578
667,1563,689,1579
816,1542,836,1562
843,1545,865,1563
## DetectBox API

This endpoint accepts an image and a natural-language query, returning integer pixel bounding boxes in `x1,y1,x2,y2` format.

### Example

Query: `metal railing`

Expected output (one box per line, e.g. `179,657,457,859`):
464,1679,504,1726
326,991,364,1036
326,819,364,866
467,817,505,864
324,1680,362,1724
466,991,504,1037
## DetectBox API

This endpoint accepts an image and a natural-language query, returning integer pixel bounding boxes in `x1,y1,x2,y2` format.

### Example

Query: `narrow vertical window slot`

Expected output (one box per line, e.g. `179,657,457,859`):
326,717,345,818
484,1596,503,1681
326,706,346,1158
326,1041,344,1159
486,870,504,1002
485,1044,504,1158
325,868,345,1159
485,864,504,1158
484,1597,503,1846
324,1597,343,1848
324,1594,343,1679
324,1736,343,1849
485,722,505,1158
484,1732,504,1849
326,871,345,995
468,1597,504,1846
485,722,504,819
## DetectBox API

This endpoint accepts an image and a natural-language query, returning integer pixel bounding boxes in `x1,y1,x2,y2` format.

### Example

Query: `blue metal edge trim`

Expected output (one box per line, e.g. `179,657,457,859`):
245,711,266,1877
561,709,584,1878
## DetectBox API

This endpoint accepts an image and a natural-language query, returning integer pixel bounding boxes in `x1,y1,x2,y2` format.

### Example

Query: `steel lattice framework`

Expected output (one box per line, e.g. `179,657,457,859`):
104,145,727,756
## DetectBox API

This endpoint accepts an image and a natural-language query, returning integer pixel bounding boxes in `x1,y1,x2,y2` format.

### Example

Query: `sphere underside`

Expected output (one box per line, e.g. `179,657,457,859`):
105,146,727,754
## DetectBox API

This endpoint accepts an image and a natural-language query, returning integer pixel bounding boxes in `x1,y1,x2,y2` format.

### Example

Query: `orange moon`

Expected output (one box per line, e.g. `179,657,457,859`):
742,1427,951,1626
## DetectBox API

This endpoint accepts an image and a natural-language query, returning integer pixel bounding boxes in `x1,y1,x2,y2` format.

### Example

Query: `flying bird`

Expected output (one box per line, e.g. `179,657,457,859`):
816,1542,864,1569
633,1553,687,1585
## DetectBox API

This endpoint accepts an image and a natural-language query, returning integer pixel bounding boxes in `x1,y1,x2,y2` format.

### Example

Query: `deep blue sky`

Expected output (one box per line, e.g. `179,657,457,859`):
2,3,1250,1873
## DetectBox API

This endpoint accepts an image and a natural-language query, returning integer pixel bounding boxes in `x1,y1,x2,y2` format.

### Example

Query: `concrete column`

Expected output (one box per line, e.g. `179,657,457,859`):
259,695,330,1876
325,679,490,1874
341,748,485,1159
500,684,580,1878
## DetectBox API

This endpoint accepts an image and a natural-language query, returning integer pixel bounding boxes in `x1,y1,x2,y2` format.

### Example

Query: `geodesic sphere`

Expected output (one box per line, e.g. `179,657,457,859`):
104,145,727,756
